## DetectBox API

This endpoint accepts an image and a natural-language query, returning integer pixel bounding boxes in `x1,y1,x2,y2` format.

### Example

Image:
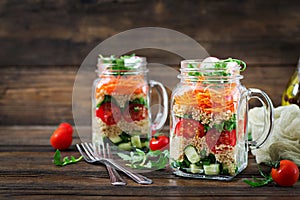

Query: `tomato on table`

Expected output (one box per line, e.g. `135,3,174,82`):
271,160,299,187
123,103,148,122
149,135,169,151
58,122,73,135
174,118,204,138
50,127,73,150
96,102,122,125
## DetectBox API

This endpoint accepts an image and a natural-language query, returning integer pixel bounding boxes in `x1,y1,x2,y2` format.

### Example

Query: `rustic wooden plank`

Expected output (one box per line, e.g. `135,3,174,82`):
0,126,299,199
0,0,299,66
0,65,295,125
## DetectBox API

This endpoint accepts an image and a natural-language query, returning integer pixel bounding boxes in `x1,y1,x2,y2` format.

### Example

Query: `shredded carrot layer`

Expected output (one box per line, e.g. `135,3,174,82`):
174,83,238,114
95,74,147,98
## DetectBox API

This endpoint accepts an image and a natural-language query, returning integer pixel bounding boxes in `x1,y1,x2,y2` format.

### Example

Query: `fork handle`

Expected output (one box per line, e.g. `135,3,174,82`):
104,160,153,185
105,163,127,186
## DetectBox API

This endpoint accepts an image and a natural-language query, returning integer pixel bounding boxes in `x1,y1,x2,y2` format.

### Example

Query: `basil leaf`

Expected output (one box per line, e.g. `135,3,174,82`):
53,149,83,167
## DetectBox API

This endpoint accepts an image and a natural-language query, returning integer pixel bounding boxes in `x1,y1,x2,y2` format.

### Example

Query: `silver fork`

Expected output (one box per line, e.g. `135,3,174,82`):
96,143,127,186
76,142,126,186
76,142,153,185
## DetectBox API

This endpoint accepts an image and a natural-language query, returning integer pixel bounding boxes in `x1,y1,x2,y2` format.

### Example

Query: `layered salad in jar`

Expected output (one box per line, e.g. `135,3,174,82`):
170,57,248,179
92,55,150,152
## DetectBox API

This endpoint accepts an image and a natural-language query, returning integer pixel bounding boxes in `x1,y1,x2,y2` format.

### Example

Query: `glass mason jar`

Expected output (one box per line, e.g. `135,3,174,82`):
92,55,168,152
170,59,274,180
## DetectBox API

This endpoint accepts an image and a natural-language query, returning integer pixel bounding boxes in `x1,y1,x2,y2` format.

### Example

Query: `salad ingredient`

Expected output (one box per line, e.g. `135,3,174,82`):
123,103,148,122
96,102,122,125
174,118,205,138
58,122,73,135
244,160,299,187
118,142,132,151
271,160,299,187
108,135,123,144
190,164,202,173
117,149,169,169
50,126,73,150
184,145,201,164
204,164,220,175
131,135,142,148
149,135,169,151
53,149,82,166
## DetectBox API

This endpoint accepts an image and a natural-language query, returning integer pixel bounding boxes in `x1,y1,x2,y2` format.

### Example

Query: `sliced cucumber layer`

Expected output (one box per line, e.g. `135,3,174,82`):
203,164,220,175
184,145,200,164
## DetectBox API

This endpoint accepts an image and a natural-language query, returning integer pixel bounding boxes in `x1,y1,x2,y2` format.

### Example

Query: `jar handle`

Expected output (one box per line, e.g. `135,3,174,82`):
248,88,274,149
149,80,168,133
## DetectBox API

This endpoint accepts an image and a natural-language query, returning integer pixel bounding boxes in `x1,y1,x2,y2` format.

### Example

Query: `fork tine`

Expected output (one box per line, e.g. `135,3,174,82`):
83,142,97,160
82,142,152,184
76,143,91,162
102,143,108,159
106,143,113,159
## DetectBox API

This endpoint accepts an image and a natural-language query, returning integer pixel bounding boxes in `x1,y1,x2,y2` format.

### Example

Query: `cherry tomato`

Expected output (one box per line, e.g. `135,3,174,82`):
205,128,221,151
123,103,148,122
218,129,236,147
271,160,299,187
149,135,169,151
174,118,204,138
50,127,72,150
96,102,121,125
58,122,73,136
205,128,236,152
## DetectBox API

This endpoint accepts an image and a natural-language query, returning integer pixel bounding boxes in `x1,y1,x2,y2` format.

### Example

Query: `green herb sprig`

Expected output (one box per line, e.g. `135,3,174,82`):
53,149,83,166
99,54,138,75
243,165,273,187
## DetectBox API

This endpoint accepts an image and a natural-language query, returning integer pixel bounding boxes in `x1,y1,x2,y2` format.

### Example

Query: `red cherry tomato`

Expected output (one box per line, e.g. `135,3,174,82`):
205,128,236,152
205,128,220,150
271,160,299,187
58,122,73,136
96,102,121,125
218,129,236,147
50,127,72,150
174,118,204,138
149,135,169,151
123,103,148,122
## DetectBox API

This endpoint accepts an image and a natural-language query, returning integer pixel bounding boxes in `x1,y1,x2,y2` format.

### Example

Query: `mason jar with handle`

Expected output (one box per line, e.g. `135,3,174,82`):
170,57,274,180
92,55,168,152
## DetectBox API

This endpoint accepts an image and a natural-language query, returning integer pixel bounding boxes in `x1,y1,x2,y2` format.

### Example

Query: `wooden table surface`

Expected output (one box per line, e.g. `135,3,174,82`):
0,126,299,200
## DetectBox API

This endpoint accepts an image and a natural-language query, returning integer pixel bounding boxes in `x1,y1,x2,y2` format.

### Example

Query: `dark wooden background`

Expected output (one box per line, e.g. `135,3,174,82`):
1,0,300,125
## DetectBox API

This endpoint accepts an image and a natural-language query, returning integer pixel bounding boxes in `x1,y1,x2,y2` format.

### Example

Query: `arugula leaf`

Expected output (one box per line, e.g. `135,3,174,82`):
244,165,274,187
224,114,236,131
96,95,113,108
99,54,138,76
53,149,83,167
130,97,147,106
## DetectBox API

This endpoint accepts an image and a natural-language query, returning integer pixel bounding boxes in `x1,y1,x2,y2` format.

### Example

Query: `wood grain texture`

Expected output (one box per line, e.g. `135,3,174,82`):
0,0,299,66
0,126,299,199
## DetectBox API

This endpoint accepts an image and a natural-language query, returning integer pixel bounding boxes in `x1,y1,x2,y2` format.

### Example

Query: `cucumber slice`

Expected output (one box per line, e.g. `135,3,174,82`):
108,135,122,144
203,164,220,175
141,141,149,148
131,135,142,148
118,142,132,151
190,164,203,174
184,145,200,164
